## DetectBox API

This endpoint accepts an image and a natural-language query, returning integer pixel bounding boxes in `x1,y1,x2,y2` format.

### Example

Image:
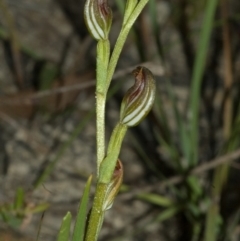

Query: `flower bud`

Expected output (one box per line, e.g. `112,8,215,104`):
120,66,156,127
84,0,112,40
102,159,123,211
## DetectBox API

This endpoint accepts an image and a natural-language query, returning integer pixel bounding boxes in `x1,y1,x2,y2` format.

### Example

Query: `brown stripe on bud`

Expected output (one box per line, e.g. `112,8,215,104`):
102,159,123,211
84,0,112,40
120,66,156,127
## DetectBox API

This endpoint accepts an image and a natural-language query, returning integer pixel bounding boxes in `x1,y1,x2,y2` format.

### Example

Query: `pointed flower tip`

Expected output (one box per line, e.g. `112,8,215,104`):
120,66,156,127
84,0,112,40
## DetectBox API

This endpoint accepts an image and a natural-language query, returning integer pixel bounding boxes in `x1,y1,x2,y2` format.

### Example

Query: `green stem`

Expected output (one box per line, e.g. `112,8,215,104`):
95,0,149,173
85,123,127,240
106,0,150,91
99,122,128,183
96,40,110,175
96,92,106,175
85,183,108,241
87,1,150,239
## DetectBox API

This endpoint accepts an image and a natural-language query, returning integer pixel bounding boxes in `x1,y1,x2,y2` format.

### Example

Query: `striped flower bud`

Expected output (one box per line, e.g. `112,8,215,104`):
102,159,123,211
84,0,112,40
120,66,156,127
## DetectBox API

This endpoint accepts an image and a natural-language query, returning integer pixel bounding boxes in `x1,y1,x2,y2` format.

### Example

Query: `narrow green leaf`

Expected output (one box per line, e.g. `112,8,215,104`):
224,209,240,241
153,127,180,170
204,204,220,241
148,0,165,60
0,211,22,228
165,77,191,168
72,175,93,241
189,0,219,165
153,91,183,170
131,135,162,177
25,203,49,214
155,205,182,222
14,187,24,210
57,212,72,241
153,90,172,145
137,193,174,207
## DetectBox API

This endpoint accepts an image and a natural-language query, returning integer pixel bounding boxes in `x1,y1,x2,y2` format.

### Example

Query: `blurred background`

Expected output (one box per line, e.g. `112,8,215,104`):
0,0,240,240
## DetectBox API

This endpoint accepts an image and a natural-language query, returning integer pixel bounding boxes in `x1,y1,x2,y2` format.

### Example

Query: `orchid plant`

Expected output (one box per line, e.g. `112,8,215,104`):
56,0,156,240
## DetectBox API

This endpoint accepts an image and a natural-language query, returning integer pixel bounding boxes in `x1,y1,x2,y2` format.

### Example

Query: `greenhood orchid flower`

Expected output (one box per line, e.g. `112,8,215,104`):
84,0,112,40
120,66,156,127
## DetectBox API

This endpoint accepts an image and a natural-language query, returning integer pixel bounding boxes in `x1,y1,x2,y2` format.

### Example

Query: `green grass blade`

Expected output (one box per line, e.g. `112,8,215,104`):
204,204,221,241
152,92,180,169
129,132,161,177
57,212,72,241
14,187,24,210
153,127,180,170
204,104,240,241
224,208,240,241
33,110,94,189
72,175,93,241
155,205,182,222
25,203,49,214
148,0,165,60
137,193,174,207
189,0,219,165
153,89,173,145
154,83,187,170
165,77,191,168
